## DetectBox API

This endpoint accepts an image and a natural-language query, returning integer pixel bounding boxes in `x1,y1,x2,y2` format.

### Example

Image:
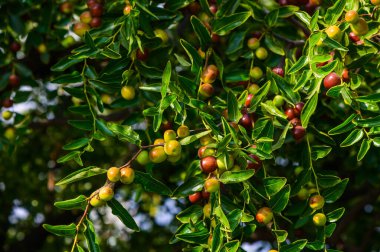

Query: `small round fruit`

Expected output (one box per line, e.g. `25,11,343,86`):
136,49,149,61
239,113,253,130
200,134,214,146
80,11,92,24
295,102,305,114
255,47,268,60
248,84,260,94
309,195,325,210
272,67,284,77
61,36,75,48
73,22,90,37
245,94,254,107
371,0,380,5
345,10,359,24
342,68,349,83
136,150,150,165
290,118,301,127
209,4,217,14
107,167,120,182
198,147,215,158
87,0,97,8
204,177,220,193
10,42,21,52
3,98,13,108
164,140,181,156
149,146,167,163
177,125,190,138
201,65,219,84
273,95,284,108
121,86,135,100
199,83,214,98
60,2,73,14
268,250,278,252
8,74,20,88
37,43,47,54
250,67,263,80
4,128,16,140
203,203,211,218
154,138,165,145
297,187,309,200
285,108,296,120
292,125,306,140
247,154,262,171
256,207,273,225
123,5,132,15
202,189,210,200
90,195,105,207
351,18,369,36
2,111,13,120
154,29,169,43
349,32,360,43
90,3,103,17
216,154,234,170
188,192,202,203
247,38,260,50
187,2,201,14
120,167,135,184
164,129,176,142
323,72,341,89
99,187,114,201
325,25,342,41
90,17,102,28
200,156,218,173
313,213,327,226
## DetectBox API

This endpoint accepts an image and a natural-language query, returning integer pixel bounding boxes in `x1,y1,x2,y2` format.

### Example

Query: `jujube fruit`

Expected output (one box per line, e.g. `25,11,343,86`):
250,67,263,80
136,150,150,165
154,138,165,145
309,195,325,210
350,18,369,36
90,195,105,207
295,102,304,114
248,84,260,94
73,22,90,37
8,74,20,88
245,94,254,107
200,134,214,146
285,108,296,120
345,10,359,24
164,140,181,156
256,207,273,224
121,86,135,100
201,189,210,200
313,213,327,226
203,203,212,218
136,49,149,61
200,156,218,173
120,167,135,184
247,38,260,50
188,192,202,203
371,0,380,5
272,67,284,77
2,111,13,120
80,11,92,24
216,154,234,170
90,17,102,28
60,2,73,14
149,146,167,163
247,154,262,171
239,113,253,130
177,125,190,138
342,68,349,83
204,177,220,193
87,0,97,8
349,32,360,43
98,187,114,201
164,129,176,142
255,47,268,60
4,128,16,140
273,95,284,108
107,167,120,182
201,65,218,84
10,42,21,52
90,3,103,17
3,98,13,108
123,5,132,15
292,125,306,141
323,72,341,89
325,25,342,41
199,83,214,98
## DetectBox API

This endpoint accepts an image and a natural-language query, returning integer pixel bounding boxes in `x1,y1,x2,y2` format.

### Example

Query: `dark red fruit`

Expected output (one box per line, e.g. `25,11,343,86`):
295,102,305,114
198,146,206,158
3,98,13,108
201,189,210,200
136,49,149,61
290,118,301,127
189,192,202,203
8,74,20,89
285,108,296,120
342,68,349,83
292,125,306,140
239,113,253,130
87,0,97,8
211,33,220,43
90,3,103,17
187,2,201,14
90,17,102,28
209,4,217,14
10,42,21,52
278,0,288,5
349,32,360,43
245,94,254,107
247,154,262,171
272,67,284,77
323,72,341,90
200,156,218,173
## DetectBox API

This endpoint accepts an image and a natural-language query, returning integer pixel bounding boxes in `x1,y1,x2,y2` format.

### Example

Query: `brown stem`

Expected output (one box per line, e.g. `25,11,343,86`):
119,143,164,169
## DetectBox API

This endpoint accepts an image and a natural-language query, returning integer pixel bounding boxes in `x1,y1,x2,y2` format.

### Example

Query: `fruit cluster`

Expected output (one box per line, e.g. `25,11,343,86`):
73,0,104,37
284,102,306,141
199,65,219,99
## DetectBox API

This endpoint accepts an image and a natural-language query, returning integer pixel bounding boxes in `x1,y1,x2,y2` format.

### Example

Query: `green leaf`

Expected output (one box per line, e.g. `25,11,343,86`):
211,223,223,252
227,91,241,122
288,56,308,74
51,56,82,72
176,205,203,224
326,207,345,222
354,115,380,127
43,223,76,237
301,93,318,128
101,46,121,59
272,230,288,243
221,240,240,252
356,93,380,102
84,219,100,252
56,166,107,186
68,120,93,131
322,178,349,203
57,151,81,164
268,184,290,213
172,176,204,198
306,241,324,250
54,195,87,210
190,16,211,49
311,145,332,160
281,239,308,252
52,73,82,84
107,198,140,231
318,174,341,188
324,0,346,25
161,61,171,98
134,171,172,196
176,229,209,244
107,123,140,145
214,206,230,229
180,39,203,73
328,114,357,135
261,102,287,119
325,223,337,238
340,129,364,147
63,138,90,150
357,139,371,161
179,130,212,145
248,81,271,112
272,122,290,151
213,12,251,35
264,35,285,56
264,177,287,197
219,170,255,184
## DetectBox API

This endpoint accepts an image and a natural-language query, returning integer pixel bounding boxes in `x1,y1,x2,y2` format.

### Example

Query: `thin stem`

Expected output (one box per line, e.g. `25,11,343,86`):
70,202,91,252
119,144,164,169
